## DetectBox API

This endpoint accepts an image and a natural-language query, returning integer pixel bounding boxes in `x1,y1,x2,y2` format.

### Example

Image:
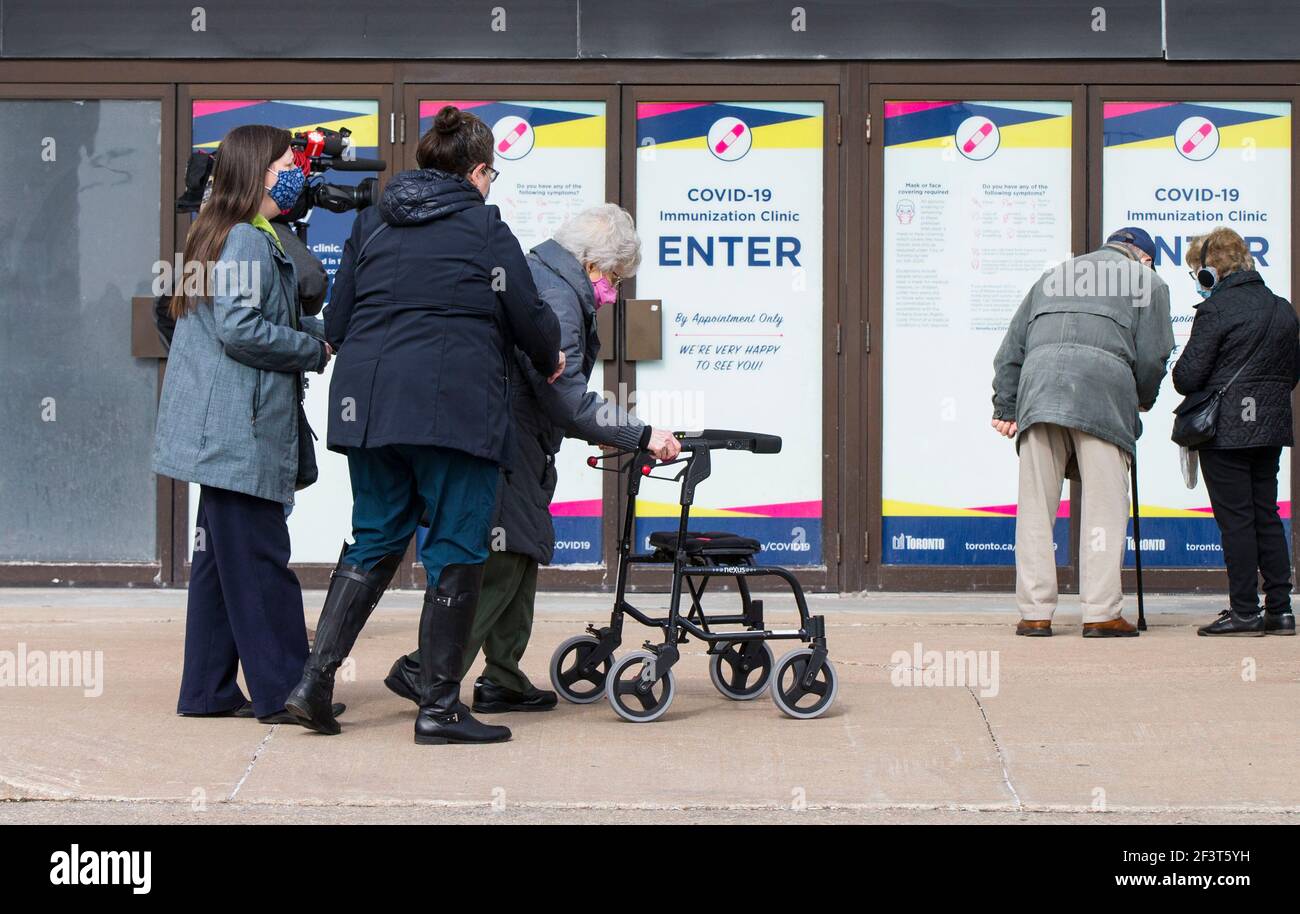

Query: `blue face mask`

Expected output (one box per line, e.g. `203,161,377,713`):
1196,286,1214,300
265,166,306,212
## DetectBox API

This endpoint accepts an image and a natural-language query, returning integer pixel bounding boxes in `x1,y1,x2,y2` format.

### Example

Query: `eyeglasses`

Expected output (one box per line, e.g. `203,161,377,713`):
482,164,500,184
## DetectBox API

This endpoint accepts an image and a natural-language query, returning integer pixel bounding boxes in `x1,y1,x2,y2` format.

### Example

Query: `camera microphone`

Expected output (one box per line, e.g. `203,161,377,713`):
327,157,388,172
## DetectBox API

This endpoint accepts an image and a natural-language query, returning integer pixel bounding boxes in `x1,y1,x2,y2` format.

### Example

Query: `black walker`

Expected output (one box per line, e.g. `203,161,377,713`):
548,429,837,722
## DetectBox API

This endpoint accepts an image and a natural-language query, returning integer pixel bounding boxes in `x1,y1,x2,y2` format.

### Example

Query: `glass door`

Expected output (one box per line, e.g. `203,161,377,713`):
622,86,840,590
867,84,1086,590
0,85,173,585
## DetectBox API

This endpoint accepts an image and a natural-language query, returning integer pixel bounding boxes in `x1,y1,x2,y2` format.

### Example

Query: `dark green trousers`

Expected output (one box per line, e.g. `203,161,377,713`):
406,548,539,693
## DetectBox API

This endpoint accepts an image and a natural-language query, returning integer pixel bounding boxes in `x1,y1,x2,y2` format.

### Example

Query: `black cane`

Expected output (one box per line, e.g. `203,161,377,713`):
1131,453,1146,631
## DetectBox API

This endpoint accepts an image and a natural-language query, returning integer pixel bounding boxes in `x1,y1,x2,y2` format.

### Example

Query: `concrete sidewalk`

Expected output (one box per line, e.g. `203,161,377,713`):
0,588,1296,824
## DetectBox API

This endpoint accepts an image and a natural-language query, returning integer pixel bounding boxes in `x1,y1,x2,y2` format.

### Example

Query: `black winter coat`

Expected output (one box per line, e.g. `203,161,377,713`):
324,169,561,464
1172,270,1300,450
495,240,648,564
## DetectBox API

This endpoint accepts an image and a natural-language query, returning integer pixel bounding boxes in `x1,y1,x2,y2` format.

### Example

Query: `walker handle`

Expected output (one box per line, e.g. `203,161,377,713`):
675,429,782,454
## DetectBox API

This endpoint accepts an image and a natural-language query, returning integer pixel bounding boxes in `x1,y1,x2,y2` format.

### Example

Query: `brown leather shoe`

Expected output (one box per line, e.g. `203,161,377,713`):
1016,619,1053,637
1082,616,1139,638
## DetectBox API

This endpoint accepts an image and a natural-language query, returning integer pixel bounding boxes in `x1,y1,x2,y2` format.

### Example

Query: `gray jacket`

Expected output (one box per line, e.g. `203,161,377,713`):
992,244,1174,455
496,239,648,564
153,222,328,505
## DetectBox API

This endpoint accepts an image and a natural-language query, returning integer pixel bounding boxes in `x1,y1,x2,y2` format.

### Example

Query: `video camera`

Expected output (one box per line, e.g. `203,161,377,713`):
176,126,387,224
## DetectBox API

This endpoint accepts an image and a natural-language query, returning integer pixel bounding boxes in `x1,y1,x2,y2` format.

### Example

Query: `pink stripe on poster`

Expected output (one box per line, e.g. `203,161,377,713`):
1102,101,1177,119
884,101,955,119
637,102,709,120
192,100,263,118
418,100,494,117
550,499,603,517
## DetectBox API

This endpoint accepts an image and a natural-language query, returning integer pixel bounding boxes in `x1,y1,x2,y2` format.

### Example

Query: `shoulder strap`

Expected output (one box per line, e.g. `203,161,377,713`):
1219,300,1278,393
356,222,390,265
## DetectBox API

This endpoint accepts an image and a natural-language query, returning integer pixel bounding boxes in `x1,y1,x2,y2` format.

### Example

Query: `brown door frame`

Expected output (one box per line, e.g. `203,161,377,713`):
173,83,397,589
0,83,176,587
864,82,1088,592
620,83,843,593
1088,83,1300,595
399,83,622,592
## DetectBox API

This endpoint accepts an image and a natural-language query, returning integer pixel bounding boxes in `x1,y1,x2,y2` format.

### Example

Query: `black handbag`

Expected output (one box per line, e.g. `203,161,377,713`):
1171,304,1275,447
295,375,319,490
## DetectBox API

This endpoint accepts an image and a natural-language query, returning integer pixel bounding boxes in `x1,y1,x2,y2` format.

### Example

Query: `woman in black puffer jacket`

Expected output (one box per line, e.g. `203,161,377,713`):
286,106,563,744
1173,227,1300,636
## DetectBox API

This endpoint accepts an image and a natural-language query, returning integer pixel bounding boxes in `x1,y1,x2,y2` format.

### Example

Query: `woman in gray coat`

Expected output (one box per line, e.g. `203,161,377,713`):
153,125,333,723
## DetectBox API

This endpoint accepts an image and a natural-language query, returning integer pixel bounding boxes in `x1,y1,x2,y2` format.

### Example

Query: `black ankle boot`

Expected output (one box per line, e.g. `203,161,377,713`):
413,564,511,745
286,544,403,734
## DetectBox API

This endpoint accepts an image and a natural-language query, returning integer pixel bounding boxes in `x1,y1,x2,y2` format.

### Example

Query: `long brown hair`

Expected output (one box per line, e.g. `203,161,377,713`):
169,124,292,319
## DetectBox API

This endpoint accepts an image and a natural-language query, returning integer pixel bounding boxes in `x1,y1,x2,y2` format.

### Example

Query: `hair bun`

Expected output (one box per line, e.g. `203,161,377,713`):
434,105,463,136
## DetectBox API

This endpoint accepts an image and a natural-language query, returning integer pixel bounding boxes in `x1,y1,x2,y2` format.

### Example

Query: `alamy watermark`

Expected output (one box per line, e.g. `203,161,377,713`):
0,642,104,697
890,642,1000,698
1041,255,1155,308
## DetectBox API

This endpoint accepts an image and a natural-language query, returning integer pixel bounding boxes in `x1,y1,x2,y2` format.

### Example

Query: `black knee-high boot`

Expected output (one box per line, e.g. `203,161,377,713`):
413,563,511,745
286,545,404,734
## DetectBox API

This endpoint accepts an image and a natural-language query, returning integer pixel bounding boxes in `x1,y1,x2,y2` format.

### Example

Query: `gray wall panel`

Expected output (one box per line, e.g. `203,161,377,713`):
1166,0,1300,60
579,0,1163,60
1,0,578,58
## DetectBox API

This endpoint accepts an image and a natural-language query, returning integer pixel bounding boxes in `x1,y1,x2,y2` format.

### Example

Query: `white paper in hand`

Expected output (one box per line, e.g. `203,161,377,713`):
1180,446,1199,489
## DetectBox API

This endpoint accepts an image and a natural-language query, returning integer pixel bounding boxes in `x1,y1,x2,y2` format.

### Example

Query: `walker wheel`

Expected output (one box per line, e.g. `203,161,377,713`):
549,634,615,704
606,651,676,723
708,640,774,700
770,649,837,720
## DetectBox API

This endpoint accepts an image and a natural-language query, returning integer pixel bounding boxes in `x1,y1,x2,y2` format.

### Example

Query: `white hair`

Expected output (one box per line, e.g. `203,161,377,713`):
552,204,642,278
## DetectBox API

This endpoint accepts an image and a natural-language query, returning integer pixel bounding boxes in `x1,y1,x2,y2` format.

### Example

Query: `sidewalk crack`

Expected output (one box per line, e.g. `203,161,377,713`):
227,726,277,803
967,687,1022,809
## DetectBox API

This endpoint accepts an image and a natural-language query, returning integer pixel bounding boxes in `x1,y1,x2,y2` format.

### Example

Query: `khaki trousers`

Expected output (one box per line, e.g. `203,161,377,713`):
1016,423,1130,623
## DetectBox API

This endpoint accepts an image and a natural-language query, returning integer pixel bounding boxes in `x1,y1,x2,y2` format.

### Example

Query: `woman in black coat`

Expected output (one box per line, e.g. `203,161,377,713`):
1173,227,1299,636
286,106,564,744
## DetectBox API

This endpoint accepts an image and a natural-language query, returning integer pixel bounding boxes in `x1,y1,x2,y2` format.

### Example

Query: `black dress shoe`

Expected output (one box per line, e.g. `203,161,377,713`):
414,702,511,745
1198,609,1265,637
1265,611,1296,635
179,701,253,718
260,702,347,725
472,677,558,713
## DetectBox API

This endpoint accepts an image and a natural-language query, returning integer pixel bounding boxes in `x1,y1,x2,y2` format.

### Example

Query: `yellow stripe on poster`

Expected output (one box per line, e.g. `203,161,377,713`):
1219,115,1291,150
634,500,765,518
1130,506,1218,519
999,115,1071,149
881,499,1011,518
750,115,823,149
533,115,605,148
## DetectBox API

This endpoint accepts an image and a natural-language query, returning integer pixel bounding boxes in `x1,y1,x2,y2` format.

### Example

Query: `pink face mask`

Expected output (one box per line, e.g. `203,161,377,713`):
591,276,617,309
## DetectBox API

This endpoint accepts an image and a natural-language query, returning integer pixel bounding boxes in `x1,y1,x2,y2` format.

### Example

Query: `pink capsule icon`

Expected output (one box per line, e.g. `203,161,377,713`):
962,121,994,154
498,121,528,154
715,122,745,155
1181,121,1213,154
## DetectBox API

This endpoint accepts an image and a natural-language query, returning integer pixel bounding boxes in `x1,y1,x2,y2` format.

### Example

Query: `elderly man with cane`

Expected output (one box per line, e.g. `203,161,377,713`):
991,228,1174,637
